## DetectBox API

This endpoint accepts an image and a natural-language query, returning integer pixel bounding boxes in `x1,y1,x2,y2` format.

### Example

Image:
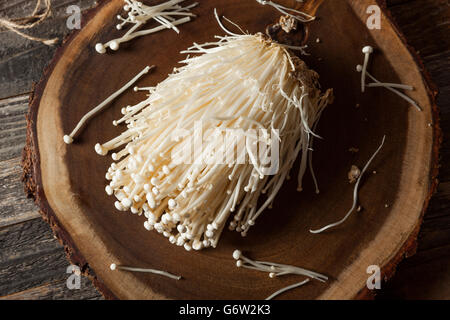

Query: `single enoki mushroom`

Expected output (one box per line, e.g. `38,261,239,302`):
310,135,386,234
63,65,154,144
95,0,198,54
93,11,333,251
110,263,181,280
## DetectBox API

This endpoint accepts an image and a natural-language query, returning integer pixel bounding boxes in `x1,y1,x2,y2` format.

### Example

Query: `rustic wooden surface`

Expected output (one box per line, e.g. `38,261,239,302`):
0,0,448,299
0,0,103,300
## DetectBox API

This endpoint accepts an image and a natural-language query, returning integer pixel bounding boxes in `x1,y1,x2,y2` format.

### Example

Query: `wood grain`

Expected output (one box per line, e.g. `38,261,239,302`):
0,0,448,299
0,156,40,227
0,95,29,161
0,278,103,300
376,0,450,299
0,217,102,299
0,96,40,226
0,0,97,98
0,0,102,300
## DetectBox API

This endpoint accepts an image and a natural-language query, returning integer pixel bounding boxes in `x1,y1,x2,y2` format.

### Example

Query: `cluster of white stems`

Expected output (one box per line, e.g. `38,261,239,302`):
95,0,197,54
233,250,327,300
233,250,327,281
94,32,332,251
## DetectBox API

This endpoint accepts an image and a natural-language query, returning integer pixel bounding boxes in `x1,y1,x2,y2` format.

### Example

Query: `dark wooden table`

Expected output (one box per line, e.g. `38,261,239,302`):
0,0,448,299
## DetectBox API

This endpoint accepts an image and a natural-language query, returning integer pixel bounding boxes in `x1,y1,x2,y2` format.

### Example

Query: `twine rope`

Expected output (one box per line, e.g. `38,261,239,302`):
0,0,58,45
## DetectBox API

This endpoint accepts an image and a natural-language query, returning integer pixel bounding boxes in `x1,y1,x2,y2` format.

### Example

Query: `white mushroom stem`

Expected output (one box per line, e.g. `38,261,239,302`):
361,46,373,92
310,135,386,234
109,263,181,280
255,0,315,22
307,107,325,194
63,65,154,145
265,279,310,300
95,0,197,54
367,82,413,90
233,250,328,282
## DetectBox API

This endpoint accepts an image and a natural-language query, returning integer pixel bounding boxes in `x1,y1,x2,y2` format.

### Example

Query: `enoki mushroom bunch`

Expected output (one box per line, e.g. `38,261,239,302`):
95,31,333,251
95,0,197,54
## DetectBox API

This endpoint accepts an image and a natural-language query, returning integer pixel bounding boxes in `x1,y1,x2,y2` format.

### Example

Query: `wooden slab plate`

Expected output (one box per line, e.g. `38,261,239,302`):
23,0,440,299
